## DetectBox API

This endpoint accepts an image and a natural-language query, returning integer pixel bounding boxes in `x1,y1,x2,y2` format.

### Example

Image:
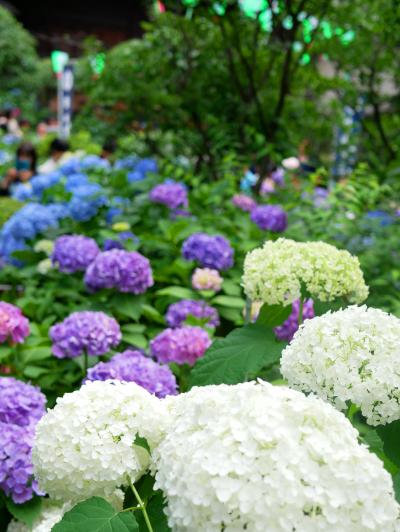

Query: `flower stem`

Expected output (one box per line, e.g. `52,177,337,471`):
83,352,88,377
130,480,154,532
298,297,304,326
245,297,252,324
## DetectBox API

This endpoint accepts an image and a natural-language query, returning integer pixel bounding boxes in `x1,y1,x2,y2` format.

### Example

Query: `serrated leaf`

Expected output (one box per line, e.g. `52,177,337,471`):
256,304,292,327
52,496,138,532
188,324,284,388
5,496,42,527
141,305,165,325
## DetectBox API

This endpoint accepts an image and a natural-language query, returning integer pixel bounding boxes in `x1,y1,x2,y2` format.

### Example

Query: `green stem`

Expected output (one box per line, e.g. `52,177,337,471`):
298,297,304,326
130,480,154,532
83,351,88,377
245,297,252,324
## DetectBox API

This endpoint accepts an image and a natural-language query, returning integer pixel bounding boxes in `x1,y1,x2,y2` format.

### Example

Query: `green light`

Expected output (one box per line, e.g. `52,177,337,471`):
51,51,69,73
300,53,311,65
91,53,106,75
282,15,293,30
212,2,226,15
182,0,198,5
340,30,355,45
240,0,267,18
259,9,272,31
293,41,303,52
321,21,333,39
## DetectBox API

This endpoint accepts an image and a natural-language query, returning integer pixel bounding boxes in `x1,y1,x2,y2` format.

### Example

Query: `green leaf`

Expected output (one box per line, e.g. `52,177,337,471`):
0,345,11,362
111,294,144,321
256,304,292,327
5,496,42,527
122,333,147,349
377,420,400,468
188,324,284,388
52,497,138,532
20,346,52,364
136,492,171,532
141,305,165,325
222,279,242,296
133,434,151,454
121,324,146,334
212,295,245,309
156,286,195,300
393,472,400,503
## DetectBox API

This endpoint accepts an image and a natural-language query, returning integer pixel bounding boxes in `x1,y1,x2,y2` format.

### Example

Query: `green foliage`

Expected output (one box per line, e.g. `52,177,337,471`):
5,496,42,528
0,197,23,227
53,497,138,532
189,323,285,387
0,7,40,116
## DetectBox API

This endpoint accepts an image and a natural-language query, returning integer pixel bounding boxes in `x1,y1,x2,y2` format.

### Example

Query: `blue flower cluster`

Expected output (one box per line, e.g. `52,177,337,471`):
0,203,68,263
125,158,158,183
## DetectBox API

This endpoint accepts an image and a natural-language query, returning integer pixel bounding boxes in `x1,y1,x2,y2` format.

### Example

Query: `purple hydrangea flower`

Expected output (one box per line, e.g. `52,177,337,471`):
274,299,314,342
182,233,234,271
0,378,46,503
250,205,288,232
0,377,46,427
51,235,100,273
166,299,220,328
270,168,285,186
232,194,257,212
0,302,30,344
0,423,43,503
85,350,177,398
150,326,211,365
84,249,153,294
50,311,121,359
149,181,188,210
103,239,124,251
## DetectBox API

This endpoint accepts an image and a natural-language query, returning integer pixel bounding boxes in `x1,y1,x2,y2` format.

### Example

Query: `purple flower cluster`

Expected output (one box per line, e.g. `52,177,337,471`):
150,326,211,365
250,205,288,232
270,168,285,186
0,378,46,503
50,311,121,359
274,299,315,342
232,194,257,212
182,233,234,271
0,378,46,427
52,235,100,273
149,181,188,210
0,302,30,344
84,249,153,294
85,350,177,398
166,299,220,328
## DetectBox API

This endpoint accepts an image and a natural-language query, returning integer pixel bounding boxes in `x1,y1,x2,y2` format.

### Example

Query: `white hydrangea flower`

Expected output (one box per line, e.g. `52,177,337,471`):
242,238,368,305
7,502,71,532
281,305,400,426
153,381,399,532
32,380,169,502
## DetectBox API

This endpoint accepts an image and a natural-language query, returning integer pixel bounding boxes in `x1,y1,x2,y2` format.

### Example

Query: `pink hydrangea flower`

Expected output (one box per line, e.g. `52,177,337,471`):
0,302,30,344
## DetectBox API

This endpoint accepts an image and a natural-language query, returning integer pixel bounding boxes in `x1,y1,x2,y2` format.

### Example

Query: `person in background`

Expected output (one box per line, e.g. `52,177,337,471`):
101,138,116,161
38,138,71,174
0,142,37,194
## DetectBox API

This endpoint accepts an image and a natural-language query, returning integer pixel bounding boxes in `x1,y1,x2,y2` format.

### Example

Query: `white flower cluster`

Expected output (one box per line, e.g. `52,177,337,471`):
281,305,400,426
32,380,169,502
153,381,399,531
242,238,368,305
7,502,70,532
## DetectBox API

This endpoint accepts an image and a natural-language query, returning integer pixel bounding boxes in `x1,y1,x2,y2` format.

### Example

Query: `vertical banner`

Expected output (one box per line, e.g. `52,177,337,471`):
59,64,74,139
